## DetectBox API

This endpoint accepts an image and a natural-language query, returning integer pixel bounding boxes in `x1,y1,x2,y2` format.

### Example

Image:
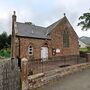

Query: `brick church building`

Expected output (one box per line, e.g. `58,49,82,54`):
11,11,79,60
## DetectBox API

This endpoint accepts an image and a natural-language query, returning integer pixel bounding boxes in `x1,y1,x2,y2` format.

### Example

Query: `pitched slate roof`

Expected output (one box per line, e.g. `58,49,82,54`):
16,22,47,39
79,36,90,45
16,17,65,39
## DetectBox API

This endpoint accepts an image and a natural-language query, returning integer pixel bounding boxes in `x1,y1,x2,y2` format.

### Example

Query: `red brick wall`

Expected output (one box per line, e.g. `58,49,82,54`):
15,37,52,59
15,18,79,59
49,18,79,57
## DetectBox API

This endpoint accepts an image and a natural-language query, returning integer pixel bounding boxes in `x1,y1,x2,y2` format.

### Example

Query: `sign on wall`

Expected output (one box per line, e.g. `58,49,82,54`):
52,48,60,55
56,49,60,53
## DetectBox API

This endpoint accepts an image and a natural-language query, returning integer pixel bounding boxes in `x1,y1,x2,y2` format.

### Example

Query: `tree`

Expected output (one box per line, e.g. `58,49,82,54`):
0,32,11,50
0,32,8,50
7,34,11,47
78,11,90,31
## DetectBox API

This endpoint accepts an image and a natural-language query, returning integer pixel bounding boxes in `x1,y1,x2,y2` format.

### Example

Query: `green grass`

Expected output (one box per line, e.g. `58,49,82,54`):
80,48,88,52
0,48,11,58
80,47,90,53
87,47,90,52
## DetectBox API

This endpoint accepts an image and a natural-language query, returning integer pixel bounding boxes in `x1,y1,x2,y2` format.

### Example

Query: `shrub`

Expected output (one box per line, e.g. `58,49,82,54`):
87,46,90,52
0,49,11,58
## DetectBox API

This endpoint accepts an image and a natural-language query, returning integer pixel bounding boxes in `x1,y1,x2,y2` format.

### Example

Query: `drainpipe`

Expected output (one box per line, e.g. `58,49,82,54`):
18,37,21,58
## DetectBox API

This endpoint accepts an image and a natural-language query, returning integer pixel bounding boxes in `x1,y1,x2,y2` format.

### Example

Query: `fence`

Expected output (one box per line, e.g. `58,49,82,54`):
0,58,20,90
28,55,88,74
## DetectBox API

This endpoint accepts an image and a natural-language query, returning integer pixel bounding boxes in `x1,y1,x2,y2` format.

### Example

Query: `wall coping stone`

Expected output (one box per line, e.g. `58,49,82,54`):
28,63,90,90
28,73,44,81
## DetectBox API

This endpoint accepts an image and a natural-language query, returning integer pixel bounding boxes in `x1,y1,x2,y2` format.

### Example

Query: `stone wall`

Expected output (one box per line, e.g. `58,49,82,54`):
86,53,90,62
21,53,90,90
21,58,29,90
0,58,20,90
28,63,90,90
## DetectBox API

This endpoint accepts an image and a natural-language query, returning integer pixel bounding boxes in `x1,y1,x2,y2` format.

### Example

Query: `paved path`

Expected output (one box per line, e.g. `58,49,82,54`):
35,68,90,90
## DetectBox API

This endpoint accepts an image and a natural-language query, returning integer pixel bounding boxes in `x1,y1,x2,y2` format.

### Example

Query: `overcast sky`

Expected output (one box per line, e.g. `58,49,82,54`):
0,0,90,37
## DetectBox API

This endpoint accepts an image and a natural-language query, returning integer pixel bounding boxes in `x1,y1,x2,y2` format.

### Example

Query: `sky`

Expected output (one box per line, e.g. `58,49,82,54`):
0,0,90,37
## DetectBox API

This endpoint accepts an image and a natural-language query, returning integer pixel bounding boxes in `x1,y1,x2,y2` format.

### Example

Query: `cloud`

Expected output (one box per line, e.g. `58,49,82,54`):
0,0,90,37
16,9,33,22
0,4,33,34
0,8,12,34
0,19,11,34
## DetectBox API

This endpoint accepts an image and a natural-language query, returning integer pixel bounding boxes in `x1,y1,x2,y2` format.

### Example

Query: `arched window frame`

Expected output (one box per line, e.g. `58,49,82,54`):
63,30,70,48
28,45,33,56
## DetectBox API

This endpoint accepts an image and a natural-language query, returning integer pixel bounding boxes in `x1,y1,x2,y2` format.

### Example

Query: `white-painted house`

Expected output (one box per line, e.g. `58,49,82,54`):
79,36,90,48
78,40,87,48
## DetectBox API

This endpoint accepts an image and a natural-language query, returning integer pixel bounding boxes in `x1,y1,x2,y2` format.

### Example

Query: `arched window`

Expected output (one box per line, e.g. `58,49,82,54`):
63,31,70,48
28,46,33,55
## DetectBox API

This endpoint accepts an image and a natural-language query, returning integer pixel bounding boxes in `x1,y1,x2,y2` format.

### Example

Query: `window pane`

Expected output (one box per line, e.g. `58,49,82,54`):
30,46,32,48
29,46,33,55
30,48,32,51
63,31,69,48
29,52,32,54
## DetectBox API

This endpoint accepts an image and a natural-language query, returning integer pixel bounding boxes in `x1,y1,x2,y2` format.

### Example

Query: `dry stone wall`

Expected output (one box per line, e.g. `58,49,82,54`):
0,59,20,90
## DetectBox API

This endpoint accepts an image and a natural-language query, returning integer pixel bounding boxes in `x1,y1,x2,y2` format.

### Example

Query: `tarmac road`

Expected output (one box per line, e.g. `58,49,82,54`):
35,68,90,90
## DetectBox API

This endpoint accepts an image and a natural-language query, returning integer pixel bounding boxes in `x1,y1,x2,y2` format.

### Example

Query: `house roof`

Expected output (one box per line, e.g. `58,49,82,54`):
79,36,90,45
46,17,64,34
15,16,66,39
16,22,47,39
78,39,87,45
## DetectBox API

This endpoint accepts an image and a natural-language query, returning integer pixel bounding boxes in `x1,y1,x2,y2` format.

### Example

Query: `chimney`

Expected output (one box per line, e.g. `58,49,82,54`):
12,11,16,29
11,11,17,58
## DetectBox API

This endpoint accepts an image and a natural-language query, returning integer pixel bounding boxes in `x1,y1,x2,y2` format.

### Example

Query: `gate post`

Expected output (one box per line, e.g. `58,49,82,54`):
86,53,90,62
21,58,28,90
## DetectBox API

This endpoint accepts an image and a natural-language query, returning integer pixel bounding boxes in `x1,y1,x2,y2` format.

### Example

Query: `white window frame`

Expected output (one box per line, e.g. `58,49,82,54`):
28,46,33,56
